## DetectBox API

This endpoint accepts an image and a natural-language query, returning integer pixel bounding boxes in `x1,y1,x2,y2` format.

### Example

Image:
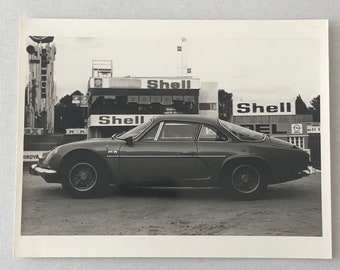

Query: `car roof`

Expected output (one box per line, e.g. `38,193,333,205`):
152,115,220,125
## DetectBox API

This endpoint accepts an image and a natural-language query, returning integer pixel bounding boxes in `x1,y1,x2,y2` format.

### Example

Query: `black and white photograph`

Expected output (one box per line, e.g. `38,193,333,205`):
15,19,331,258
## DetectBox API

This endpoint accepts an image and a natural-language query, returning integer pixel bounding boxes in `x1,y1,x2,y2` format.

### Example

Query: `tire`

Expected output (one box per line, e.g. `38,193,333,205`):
223,162,267,200
60,155,109,198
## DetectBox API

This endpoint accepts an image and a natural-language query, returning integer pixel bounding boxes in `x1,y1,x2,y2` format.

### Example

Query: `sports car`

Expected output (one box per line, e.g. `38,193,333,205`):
30,115,310,199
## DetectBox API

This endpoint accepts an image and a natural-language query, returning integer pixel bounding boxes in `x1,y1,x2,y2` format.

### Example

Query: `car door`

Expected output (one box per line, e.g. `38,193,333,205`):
119,121,199,181
192,124,231,181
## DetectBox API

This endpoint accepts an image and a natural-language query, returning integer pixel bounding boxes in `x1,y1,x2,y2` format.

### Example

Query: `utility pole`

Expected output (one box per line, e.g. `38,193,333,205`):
177,37,191,77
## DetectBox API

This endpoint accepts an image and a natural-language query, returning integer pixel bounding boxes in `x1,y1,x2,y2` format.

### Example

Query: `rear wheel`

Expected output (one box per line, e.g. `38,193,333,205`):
223,162,267,200
61,155,109,198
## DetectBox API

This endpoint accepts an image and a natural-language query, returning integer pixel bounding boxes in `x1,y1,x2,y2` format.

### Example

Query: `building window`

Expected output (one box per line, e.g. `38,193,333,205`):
199,103,217,110
89,94,198,115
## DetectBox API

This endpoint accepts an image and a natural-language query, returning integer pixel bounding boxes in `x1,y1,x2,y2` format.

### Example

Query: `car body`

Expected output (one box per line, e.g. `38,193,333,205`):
30,115,310,199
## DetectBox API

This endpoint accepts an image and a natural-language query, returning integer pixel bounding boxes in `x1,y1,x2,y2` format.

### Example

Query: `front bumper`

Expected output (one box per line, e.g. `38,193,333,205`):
29,164,59,183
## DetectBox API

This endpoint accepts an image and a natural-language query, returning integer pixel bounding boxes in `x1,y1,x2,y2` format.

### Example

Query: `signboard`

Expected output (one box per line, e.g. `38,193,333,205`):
65,128,88,135
291,123,303,134
88,115,156,127
151,96,162,103
24,128,44,135
90,77,142,88
162,96,173,105
89,77,201,89
72,95,81,105
23,151,45,162
127,96,139,103
173,96,184,101
307,125,321,133
139,96,151,104
233,100,295,116
240,123,287,135
73,95,88,107
184,96,195,103
240,122,309,136
142,78,201,89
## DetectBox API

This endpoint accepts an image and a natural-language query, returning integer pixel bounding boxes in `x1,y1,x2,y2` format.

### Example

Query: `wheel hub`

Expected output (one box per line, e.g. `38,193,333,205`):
80,172,88,180
241,174,249,183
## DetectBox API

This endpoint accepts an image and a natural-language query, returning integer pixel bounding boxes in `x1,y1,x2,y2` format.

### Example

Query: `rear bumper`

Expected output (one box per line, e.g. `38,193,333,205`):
270,167,311,184
299,169,311,177
29,164,59,183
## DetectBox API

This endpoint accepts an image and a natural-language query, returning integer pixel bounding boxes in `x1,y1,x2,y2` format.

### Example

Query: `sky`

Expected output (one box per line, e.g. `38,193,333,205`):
26,34,321,105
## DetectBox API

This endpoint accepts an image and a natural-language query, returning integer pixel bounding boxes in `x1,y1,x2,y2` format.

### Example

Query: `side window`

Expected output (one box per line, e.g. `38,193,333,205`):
198,125,228,141
140,123,160,142
158,122,199,141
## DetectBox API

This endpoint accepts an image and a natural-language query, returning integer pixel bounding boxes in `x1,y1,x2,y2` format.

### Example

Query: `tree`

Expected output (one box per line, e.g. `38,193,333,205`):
54,90,86,133
295,95,310,115
218,90,233,121
309,95,320,122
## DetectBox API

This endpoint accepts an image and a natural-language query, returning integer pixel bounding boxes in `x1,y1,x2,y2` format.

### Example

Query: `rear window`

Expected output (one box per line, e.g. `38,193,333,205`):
218,119,265,141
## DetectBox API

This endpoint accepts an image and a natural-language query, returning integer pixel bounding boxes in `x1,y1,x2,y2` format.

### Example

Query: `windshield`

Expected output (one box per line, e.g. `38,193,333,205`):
218,119,265,141
116,119,153,140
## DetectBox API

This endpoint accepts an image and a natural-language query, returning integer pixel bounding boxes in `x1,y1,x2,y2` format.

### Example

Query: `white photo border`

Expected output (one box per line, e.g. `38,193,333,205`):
15,18,331,258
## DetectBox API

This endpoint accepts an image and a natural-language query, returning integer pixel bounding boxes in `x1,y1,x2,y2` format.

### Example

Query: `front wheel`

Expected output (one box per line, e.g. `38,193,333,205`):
61,156,109,198
223,163,267,200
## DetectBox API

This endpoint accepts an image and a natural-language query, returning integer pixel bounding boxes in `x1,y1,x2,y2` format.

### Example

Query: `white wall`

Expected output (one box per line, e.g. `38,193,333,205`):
199,81,218,118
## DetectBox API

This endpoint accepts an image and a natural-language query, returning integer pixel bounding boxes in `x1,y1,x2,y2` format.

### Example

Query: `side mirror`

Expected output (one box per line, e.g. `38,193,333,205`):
124,136,134,146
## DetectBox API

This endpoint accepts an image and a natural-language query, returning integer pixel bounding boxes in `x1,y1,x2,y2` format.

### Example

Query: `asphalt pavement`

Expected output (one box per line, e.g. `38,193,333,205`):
20,170,322,236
